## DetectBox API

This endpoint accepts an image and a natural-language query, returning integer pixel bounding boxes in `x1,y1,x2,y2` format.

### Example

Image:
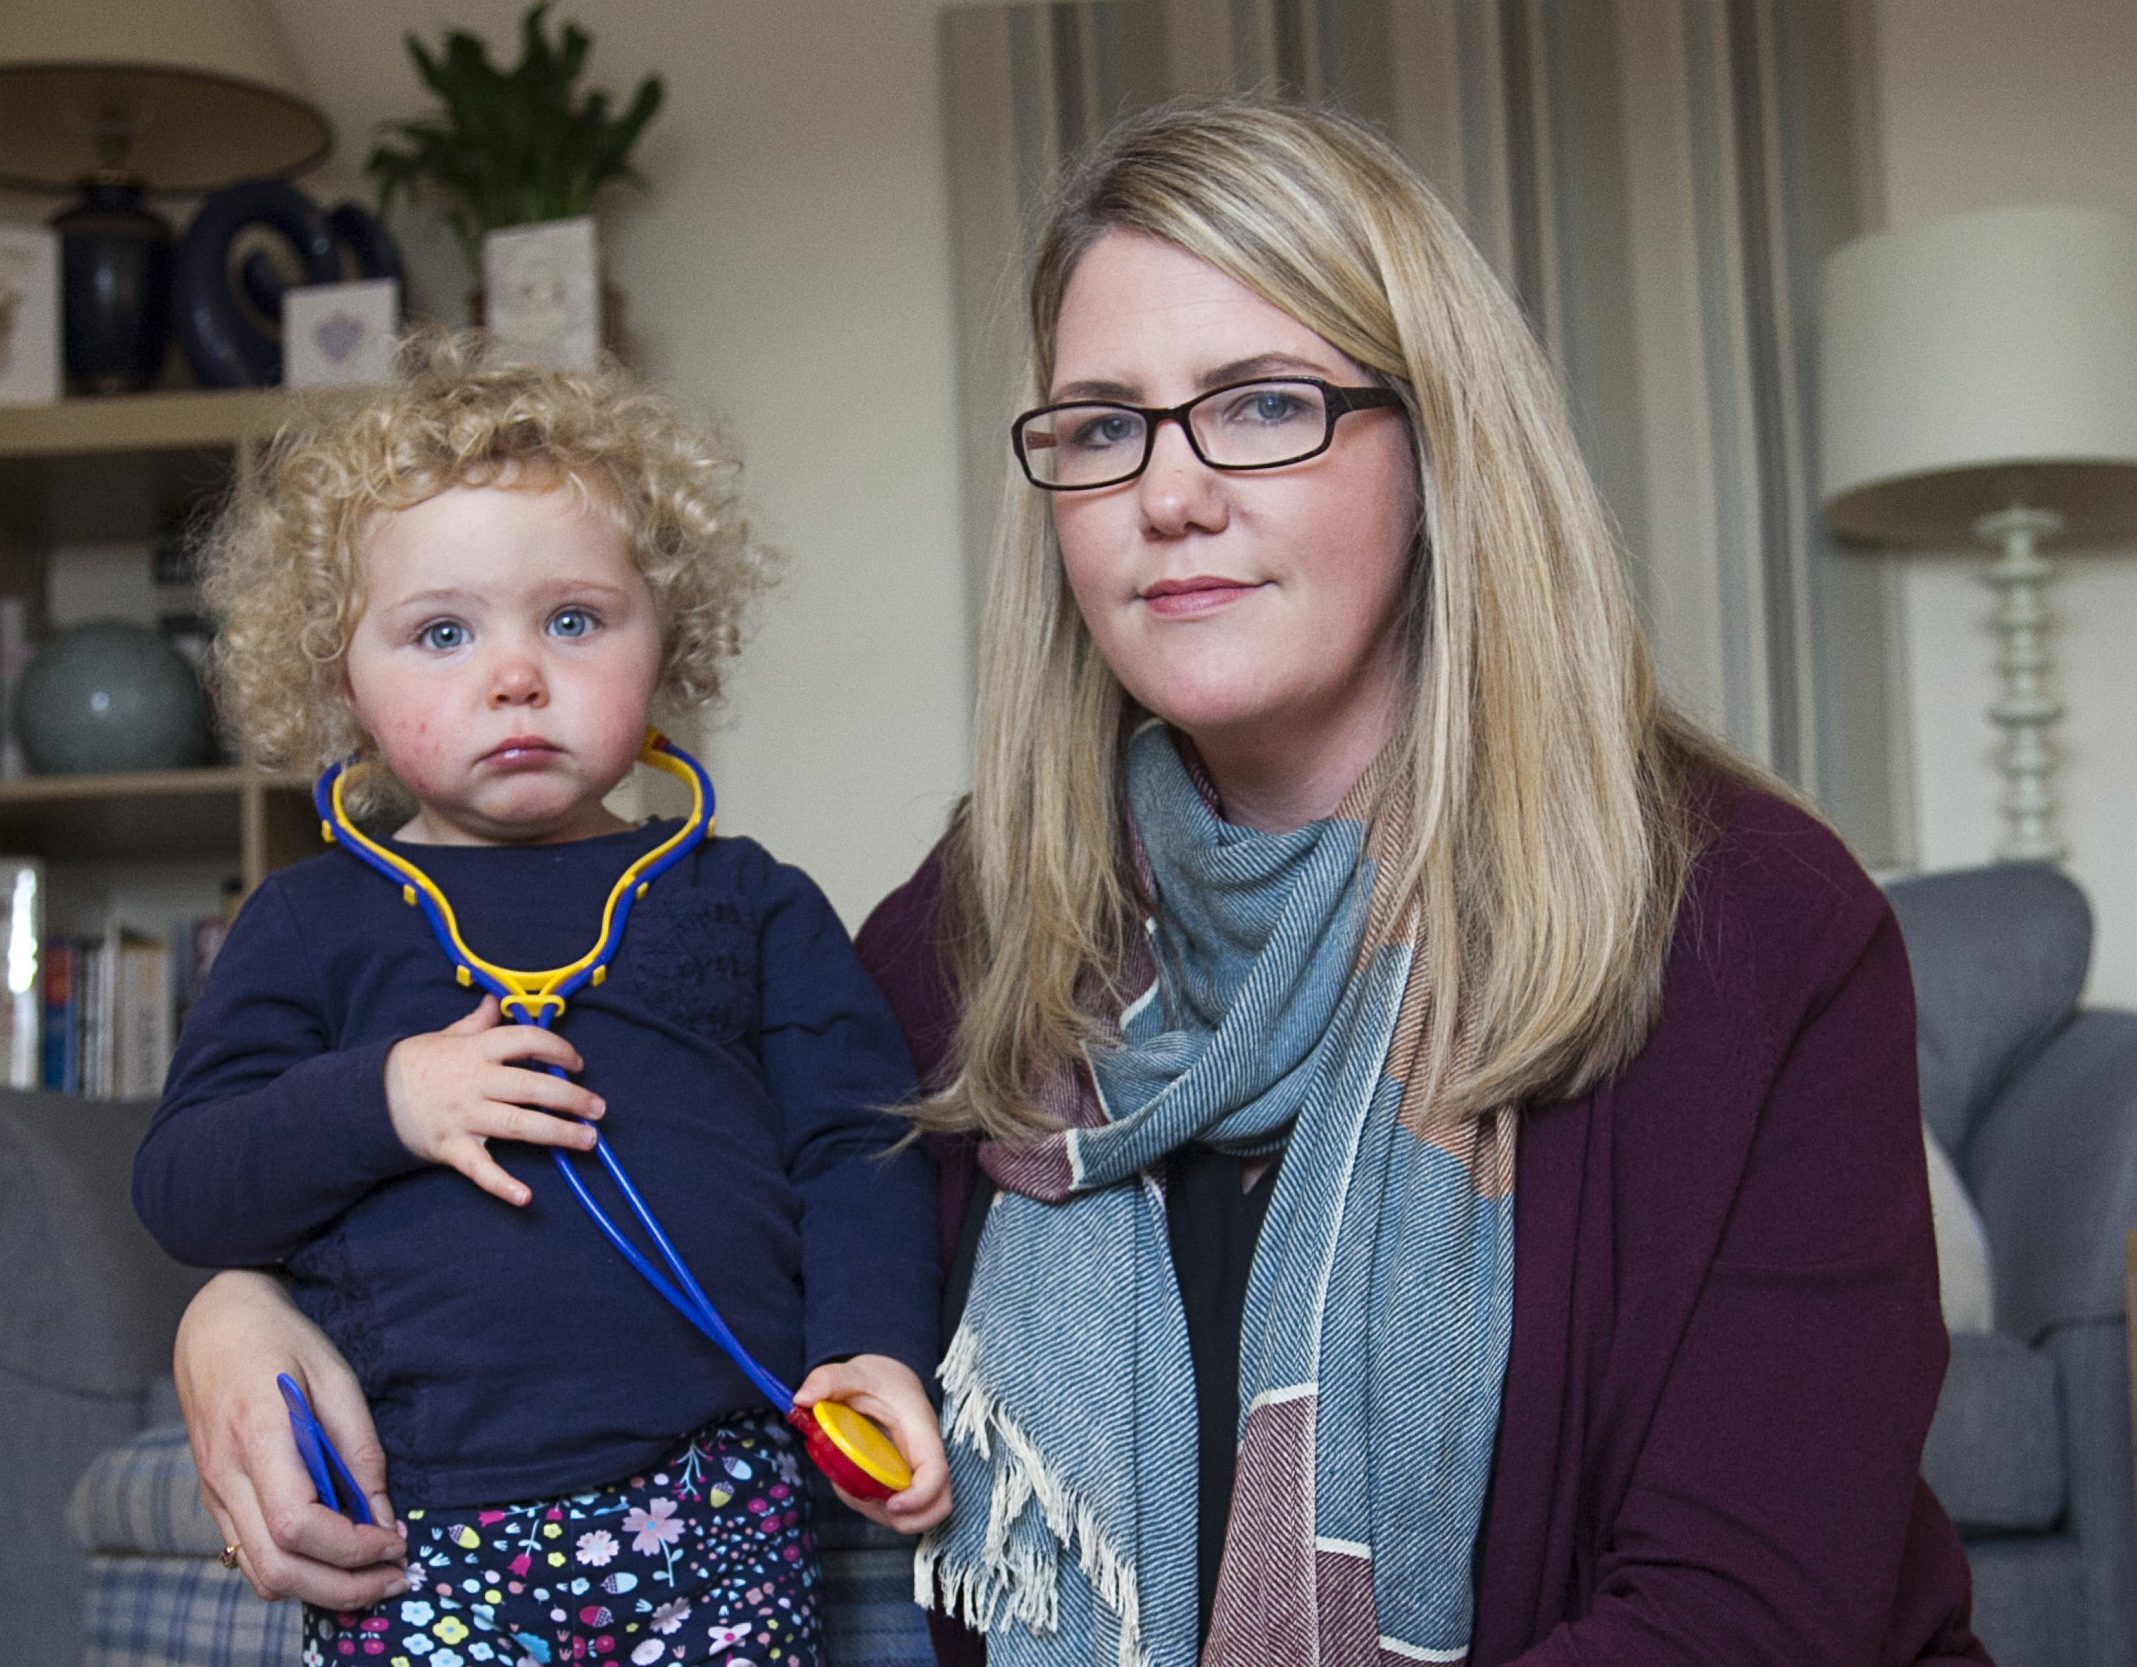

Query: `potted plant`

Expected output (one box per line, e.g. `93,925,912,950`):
366,3,663,351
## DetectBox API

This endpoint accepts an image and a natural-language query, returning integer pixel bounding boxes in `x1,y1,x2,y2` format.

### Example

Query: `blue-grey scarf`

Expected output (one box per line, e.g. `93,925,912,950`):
917,726,1517,1667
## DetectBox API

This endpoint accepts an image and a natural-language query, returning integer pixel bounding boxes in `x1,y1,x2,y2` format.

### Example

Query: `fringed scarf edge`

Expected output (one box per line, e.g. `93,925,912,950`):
916,1321,1150,1667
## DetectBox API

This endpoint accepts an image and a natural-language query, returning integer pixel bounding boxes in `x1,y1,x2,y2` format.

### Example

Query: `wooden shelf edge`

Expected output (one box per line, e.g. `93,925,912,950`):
0,766,312,804
0,388,299,459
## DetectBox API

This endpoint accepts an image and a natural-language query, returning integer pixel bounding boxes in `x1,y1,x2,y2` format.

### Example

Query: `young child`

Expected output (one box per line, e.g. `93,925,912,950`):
133,333,946,1667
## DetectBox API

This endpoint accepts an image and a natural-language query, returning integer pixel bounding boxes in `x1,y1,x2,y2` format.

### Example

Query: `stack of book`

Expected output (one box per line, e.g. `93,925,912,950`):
34,912,230,1099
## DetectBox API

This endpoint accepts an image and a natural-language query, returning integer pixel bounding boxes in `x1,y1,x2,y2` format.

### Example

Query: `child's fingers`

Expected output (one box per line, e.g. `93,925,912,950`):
442,1136,534,1206
792,1361,859,1408
482,1024,584,1075
472,1096,601,1152
883,1442,952,1532
440,994,502,1035
873,1395,952,1530
821,1467,948,1535
488,1067,604,1124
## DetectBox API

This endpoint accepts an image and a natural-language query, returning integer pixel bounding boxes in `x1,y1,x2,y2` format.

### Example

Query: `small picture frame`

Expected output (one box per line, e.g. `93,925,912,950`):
283,279,401,388
483,216,601,372
0,225,61,406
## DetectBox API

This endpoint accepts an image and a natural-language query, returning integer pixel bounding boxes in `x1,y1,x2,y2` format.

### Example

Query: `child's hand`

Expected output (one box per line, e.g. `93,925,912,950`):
794,1355,952,1534
384,995,605,1205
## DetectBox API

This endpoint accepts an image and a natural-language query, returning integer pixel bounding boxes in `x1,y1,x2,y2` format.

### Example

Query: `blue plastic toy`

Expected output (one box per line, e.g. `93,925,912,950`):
277,1373,375,1525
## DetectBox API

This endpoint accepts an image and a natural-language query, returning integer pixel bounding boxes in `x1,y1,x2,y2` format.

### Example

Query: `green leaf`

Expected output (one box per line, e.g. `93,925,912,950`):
361,1,664,273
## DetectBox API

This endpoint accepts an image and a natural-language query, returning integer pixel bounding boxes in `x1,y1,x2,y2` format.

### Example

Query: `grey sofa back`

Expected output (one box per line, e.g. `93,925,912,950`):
0,1092,204,1667
1888,864,2137,1667
1885,863,2091,1156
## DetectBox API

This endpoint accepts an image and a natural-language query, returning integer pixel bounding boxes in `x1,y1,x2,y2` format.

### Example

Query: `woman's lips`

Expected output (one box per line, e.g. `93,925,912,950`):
1139,576,1261,618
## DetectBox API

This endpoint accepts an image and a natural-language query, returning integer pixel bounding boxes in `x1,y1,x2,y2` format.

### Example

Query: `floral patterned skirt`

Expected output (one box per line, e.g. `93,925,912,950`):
302,1413,822,1667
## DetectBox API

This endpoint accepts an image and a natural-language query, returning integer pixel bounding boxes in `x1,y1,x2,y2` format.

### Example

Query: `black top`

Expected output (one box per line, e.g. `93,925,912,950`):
942,1142,1281,1648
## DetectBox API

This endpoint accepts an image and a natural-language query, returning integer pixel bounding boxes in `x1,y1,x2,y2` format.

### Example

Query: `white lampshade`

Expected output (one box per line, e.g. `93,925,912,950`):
1819,205,2137,544
0,0,329,193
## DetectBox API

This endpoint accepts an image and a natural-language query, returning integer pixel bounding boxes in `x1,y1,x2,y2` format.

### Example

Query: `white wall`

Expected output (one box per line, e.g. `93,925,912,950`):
53,0,2137,987
270,0,976,927
1872,0,2137,1003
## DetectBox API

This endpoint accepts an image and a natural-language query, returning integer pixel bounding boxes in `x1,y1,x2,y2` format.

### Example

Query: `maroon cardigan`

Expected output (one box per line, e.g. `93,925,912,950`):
854,780,1990,1667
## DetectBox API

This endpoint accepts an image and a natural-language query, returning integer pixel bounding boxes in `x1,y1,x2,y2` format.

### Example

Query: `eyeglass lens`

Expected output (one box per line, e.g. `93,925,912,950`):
1020,380,1335,487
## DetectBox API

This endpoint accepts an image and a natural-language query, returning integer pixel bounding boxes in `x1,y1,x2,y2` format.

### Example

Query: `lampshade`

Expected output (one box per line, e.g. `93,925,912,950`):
0,0,330,193
1819,205,2137,544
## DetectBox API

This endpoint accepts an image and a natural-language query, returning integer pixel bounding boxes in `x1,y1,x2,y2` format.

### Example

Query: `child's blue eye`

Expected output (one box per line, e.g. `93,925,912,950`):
549,608,597,639
417,620,469,651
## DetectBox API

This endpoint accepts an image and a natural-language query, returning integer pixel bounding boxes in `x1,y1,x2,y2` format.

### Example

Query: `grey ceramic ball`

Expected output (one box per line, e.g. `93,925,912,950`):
15,621,213,775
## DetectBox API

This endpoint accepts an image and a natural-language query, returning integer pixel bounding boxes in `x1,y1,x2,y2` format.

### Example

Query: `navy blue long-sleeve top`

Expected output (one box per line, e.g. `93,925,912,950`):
134,821,937,1509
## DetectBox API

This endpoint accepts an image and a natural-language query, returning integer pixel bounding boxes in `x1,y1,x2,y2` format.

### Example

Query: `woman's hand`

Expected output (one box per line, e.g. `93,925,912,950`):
794,1355,953,1534
384,994,606,1205
174,1270,409,1606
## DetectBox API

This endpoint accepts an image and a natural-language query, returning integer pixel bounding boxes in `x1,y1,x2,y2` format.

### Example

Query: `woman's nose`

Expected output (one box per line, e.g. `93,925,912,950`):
1137,419,1228,536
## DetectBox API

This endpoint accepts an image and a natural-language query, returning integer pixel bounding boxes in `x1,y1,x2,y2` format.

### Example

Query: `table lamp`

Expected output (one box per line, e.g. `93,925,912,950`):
0,0,330,393
1819,205,2137,863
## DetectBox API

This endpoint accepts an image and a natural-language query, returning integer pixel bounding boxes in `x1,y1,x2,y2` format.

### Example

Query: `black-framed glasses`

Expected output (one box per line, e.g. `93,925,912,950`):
1011,376,1406,490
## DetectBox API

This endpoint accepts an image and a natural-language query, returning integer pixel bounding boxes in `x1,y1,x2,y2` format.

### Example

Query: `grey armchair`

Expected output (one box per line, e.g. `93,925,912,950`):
0,1093,202,1667
1889,864,2137,1667
0,1089,932,1667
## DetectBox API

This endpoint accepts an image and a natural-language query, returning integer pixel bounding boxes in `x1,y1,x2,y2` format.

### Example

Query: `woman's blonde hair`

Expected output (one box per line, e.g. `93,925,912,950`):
202,329,769,787
934,97,1761,1140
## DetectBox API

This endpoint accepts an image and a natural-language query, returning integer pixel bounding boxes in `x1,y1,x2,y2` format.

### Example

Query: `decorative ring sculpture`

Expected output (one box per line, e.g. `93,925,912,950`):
174,180,405,388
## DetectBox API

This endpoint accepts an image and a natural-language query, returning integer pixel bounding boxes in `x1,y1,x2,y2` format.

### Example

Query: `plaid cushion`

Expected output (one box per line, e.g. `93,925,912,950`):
811,1472,935,1666
70,1424,225,1557
81,1554,300,1667
813,1498,934,1666
74,1423,935,1665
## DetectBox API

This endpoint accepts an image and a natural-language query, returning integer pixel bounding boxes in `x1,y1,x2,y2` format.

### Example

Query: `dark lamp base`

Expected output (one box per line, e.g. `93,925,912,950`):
52,181,174,396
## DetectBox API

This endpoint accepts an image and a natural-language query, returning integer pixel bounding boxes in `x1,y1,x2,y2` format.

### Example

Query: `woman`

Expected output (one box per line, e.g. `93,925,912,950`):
171,99,1987,1665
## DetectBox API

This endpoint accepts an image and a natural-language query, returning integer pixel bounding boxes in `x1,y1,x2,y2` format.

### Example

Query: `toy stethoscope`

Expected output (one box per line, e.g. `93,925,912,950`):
301,728,910,1505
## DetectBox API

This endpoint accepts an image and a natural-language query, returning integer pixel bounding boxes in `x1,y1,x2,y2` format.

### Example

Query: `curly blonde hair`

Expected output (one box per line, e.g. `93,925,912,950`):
201,329,771,782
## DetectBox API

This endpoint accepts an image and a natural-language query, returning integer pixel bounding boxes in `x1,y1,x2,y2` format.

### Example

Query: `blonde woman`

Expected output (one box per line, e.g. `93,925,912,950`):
865,100,1985,1667
174,102,1986,1666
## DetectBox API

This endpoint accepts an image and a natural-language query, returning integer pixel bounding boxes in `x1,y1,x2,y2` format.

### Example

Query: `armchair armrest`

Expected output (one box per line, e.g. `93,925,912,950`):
0,1091,205,1397
1967,1010,2137,1342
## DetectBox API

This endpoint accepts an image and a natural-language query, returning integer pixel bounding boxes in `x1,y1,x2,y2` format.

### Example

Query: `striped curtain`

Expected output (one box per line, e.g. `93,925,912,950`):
939,0,1904,863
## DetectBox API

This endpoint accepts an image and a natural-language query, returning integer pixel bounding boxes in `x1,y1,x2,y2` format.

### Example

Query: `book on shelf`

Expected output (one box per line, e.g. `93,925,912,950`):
115,930,172,1100
37,908,231,1100
41,938,78,1094
80,934,112,1097
173,912,231,1039
0,857,42,1089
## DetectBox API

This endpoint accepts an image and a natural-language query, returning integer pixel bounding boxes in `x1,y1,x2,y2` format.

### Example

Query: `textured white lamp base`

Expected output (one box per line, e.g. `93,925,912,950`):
1975,505,2067,863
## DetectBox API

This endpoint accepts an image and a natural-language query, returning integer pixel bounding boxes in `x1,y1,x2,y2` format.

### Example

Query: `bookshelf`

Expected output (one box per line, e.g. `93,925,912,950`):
0,388,293,549
0,766,319,890
0,388,326,1094
0,386,290,457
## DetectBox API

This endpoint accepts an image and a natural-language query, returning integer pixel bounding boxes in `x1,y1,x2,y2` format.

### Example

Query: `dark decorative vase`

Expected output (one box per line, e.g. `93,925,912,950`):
51,180,173,395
